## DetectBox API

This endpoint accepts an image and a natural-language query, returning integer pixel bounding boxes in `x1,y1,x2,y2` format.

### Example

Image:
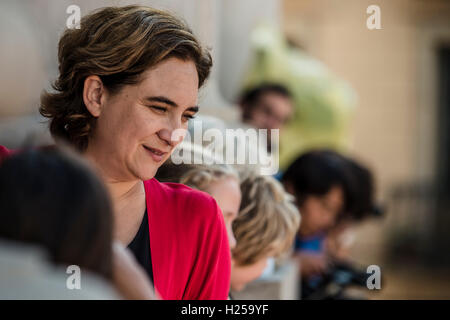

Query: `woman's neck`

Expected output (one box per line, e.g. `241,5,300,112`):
106,179,147,245
106,179,143,202
84,150,147,245
83,146,142,202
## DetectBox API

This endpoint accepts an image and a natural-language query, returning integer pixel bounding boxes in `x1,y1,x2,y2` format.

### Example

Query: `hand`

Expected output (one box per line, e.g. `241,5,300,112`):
112,241,159,300
325,223,355,260
296,252,328,278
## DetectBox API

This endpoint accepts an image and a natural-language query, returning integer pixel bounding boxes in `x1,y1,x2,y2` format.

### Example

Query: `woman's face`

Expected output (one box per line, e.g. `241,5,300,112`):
299,185,344,237
87,57,199,181
230,257,269,292
206,177,241,249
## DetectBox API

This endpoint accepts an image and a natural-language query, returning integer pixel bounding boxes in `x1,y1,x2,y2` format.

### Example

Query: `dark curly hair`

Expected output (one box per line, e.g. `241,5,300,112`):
40,5,212,151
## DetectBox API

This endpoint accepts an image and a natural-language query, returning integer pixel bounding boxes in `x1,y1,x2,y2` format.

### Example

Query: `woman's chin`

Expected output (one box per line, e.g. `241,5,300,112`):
136,166,159,182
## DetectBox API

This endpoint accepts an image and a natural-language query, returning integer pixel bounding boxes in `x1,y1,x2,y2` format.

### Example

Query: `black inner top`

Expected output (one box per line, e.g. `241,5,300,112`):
127,209,154,285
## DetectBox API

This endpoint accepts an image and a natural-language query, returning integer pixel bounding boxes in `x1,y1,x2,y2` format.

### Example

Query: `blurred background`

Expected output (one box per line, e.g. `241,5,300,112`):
1,0,450,299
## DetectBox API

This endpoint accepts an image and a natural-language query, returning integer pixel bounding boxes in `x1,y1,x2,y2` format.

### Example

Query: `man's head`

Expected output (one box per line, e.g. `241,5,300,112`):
239,84,293,150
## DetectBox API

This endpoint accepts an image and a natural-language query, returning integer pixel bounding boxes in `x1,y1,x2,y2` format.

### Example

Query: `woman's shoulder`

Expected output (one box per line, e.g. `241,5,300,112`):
143,178,225,255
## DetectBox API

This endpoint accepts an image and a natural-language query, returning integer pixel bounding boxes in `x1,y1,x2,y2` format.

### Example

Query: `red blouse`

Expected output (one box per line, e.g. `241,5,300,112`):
144,178,231,300
0,146,231,300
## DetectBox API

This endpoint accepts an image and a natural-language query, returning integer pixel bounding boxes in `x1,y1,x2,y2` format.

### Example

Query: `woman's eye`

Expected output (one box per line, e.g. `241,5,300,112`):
150,106,167,113
183,114,196,121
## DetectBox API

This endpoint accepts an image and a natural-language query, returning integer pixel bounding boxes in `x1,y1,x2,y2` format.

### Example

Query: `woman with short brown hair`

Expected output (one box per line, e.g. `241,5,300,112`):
29,5,230,299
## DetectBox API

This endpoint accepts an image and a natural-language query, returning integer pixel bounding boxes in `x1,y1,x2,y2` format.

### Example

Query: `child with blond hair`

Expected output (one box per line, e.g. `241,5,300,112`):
230,170,300,292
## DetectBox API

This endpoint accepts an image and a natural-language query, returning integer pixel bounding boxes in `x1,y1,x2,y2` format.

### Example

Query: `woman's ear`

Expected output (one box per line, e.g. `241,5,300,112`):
83,75,105,117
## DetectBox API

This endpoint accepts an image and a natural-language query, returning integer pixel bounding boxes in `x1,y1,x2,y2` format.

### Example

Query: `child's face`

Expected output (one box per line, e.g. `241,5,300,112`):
230,257,269,292
206,177,241,249
299,185,344,237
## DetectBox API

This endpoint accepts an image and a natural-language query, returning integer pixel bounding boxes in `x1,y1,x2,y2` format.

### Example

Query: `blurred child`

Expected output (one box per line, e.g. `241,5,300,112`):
282,150,352,277
155,143,241,249
231,170,300,292
282,150,381,300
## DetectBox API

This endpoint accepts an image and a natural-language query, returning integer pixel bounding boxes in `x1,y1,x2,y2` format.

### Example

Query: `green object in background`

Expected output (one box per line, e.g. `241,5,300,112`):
242,24,357,170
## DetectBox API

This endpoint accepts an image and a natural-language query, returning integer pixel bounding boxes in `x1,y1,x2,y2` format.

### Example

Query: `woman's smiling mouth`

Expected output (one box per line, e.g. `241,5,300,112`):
143,145,168,162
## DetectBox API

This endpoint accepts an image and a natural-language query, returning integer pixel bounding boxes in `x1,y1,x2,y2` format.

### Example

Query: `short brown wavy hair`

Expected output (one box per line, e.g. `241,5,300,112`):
40,5,212,151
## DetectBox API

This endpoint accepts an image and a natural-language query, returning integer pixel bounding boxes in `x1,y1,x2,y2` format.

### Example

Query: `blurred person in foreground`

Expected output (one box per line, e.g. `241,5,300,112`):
0,6,230,299
238,83,294,153
0,147,156,299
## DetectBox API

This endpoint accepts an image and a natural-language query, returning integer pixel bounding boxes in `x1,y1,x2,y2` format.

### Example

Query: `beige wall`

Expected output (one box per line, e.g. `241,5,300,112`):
0,0,281,146
283,0,450,201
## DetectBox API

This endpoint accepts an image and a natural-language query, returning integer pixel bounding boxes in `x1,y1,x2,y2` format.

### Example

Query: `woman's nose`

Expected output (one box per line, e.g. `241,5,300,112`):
158,119,186,147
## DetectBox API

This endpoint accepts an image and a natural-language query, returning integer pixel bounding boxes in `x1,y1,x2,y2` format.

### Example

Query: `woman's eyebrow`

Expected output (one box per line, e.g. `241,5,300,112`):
145,96,178,107
145,96,199,112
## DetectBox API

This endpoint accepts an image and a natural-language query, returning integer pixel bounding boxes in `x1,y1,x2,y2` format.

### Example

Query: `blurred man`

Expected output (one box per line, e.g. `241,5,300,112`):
239,83,293,152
